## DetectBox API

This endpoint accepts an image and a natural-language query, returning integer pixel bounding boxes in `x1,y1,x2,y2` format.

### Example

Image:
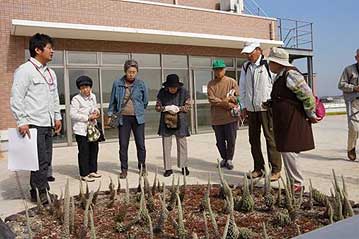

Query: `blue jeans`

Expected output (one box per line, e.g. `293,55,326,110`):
118,116,146,171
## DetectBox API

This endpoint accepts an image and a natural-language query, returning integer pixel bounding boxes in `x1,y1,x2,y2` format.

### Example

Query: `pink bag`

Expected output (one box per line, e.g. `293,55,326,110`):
315,96,326,120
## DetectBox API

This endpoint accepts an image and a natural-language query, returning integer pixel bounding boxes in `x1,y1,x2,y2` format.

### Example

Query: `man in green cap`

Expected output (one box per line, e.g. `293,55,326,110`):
207,59,239,170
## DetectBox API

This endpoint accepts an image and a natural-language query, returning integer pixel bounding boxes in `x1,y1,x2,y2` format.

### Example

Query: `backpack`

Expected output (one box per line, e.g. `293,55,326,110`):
243,58,272,79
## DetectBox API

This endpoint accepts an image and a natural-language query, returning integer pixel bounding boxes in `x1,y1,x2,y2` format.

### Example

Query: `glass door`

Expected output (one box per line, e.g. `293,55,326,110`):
192,70,212,133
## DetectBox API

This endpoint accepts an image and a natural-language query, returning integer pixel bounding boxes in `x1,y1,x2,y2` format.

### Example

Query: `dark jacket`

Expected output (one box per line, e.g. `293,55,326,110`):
108,76,148,125
156,87,190,137
271,70,315,152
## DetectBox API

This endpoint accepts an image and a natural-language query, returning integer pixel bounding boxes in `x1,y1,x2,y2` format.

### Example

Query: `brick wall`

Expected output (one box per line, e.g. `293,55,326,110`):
133,0,219,10
0,0,276,130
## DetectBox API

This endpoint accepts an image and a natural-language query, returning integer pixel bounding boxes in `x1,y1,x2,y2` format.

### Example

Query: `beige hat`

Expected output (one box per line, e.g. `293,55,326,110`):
267,47,293,67
241,41,261,54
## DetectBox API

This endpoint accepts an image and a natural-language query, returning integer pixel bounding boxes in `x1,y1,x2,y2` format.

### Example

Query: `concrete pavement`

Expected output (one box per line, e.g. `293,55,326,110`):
0,115,358,219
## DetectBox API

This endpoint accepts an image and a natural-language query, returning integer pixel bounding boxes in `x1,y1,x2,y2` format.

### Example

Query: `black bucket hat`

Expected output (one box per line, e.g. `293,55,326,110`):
76,75,93,89
163,74,183,88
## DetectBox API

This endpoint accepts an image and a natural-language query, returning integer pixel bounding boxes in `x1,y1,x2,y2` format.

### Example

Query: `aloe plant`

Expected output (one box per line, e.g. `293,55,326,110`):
70,196,75,233
234,174,254,213
35,188,44,214
217,159,234,212
152,168,158,196
89,207,96,239
153,187,168,234
64,179,70,238
125,177,130,204
176,193,187,239
202,211,210,239
204,190,220,238
84,191,95,228
262,222,270,239
46,188,54,214
117,176,121,195
263,166,274,210
167,176,180,211
93,181,102,205
273,210,291,227
23,200,33,239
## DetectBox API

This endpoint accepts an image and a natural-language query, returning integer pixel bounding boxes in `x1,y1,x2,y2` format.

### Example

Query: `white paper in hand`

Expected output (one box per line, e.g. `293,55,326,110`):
8,128,39,171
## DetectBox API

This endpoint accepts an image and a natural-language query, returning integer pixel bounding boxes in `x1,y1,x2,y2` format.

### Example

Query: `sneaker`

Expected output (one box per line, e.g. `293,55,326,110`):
270,172,281,181
47,176,56,182
81,176,95,182
89,172,102,178
348,148,356,161
218,159,227,168
247,170,263,179
163,170,173,177
181,167,190,176
119,171,128,179
226,160,234,170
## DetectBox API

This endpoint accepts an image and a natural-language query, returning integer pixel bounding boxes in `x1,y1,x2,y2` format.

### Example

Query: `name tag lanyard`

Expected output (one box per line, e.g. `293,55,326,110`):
28,59,54,87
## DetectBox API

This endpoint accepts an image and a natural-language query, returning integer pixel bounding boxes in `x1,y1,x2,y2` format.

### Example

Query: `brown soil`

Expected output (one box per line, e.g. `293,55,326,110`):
5,184,356,239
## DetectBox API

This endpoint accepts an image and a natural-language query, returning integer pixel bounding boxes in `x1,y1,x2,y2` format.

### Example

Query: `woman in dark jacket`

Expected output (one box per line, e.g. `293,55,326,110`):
155,74,191,177
267,47,319,192
107,60,148,179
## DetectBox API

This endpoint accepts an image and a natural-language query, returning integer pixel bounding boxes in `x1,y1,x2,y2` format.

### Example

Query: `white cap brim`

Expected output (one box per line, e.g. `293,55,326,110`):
241,45,256,54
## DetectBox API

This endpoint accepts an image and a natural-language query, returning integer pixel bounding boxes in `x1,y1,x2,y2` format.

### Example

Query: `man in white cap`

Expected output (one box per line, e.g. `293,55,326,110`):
239,41,282,181
267,47,318,192
338,49,359,161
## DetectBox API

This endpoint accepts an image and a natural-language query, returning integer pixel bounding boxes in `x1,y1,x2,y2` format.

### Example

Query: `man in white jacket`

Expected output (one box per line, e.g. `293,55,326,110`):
10,33,62,203
239,42,282,181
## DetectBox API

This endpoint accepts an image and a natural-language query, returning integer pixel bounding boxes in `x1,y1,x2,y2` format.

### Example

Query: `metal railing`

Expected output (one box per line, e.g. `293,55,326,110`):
277,18,313,50
242,0,268,17
239,2,314,51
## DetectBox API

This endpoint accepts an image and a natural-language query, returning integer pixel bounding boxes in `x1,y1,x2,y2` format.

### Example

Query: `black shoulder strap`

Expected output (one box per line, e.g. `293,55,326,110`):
244,62,251,74
260,58,272,79
244,58,271,79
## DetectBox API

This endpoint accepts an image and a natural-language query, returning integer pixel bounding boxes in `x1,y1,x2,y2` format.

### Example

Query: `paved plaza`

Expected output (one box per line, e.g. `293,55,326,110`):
0,115,358,219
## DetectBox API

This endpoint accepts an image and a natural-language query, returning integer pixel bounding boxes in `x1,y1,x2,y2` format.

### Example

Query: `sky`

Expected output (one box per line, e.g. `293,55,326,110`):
256,0,359,97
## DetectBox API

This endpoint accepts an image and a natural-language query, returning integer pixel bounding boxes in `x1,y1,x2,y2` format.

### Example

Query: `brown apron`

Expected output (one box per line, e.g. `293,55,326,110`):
271,70,315,152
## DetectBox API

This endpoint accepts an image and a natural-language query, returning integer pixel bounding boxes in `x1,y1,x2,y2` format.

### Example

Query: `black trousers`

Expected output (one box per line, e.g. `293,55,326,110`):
75,135,99,177
212,121,238,161
118,116,146,171
248,111,282,173
29,126,52,198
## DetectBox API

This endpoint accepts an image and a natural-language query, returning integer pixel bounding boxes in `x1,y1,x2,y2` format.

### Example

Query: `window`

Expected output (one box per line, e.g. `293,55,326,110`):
237,58,247,68
102,53,129,65
214,57,234,68
53,68,65,105
136,69,161,101
190,56,211,68
68,51,98,64
25,49,64,65
101,69,122,103
163,55,188,68
131,53,160,68
68,69,100,100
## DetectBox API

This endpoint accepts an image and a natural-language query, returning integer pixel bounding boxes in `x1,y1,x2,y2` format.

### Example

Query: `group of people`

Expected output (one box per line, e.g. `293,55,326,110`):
9,32,357,204
209,42,318,193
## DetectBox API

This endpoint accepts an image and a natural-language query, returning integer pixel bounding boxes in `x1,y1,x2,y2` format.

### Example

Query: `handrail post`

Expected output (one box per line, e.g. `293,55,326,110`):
310,22,313,50
295,20,299,48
